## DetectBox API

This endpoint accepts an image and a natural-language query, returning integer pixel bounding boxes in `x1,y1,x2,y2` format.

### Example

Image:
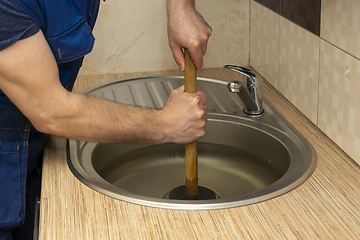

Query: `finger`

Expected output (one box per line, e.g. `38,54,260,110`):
200,29,212,55
170,46,185,71
199,104,208,120
188,46,204,70
196,91,208,105
201,41,208,56
200,32,210,55
196,13,212,55
203,104,208,116
207,24,213,36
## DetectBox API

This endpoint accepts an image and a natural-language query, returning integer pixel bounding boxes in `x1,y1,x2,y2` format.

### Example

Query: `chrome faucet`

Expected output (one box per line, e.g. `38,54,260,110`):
224,65,264,116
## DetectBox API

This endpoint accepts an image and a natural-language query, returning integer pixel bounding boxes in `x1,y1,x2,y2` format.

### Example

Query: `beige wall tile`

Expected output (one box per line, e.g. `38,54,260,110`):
251,0,360,164
319,40,360,164
79,0,249,75
279,17,320,124
250,1,280,89
321,0,360,59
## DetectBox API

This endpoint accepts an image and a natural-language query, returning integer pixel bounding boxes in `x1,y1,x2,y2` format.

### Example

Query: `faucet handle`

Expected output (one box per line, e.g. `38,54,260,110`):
224,65,264,116
224,65,256,84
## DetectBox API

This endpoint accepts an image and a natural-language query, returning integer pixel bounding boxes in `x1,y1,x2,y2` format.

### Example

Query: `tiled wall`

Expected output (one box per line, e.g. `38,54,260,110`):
250,0,360,165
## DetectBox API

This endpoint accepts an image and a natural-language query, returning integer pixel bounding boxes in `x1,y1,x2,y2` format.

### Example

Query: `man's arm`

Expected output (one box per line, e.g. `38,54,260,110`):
0,30,208,144
166,0,212,71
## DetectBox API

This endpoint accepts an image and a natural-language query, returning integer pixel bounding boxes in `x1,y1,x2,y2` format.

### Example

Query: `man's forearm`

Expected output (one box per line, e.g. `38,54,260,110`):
0,31,207,145
42,92,168,143
36,85,207,144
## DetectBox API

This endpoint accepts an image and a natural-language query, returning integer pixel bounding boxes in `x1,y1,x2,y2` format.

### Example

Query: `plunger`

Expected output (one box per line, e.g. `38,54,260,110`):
168,49,217,200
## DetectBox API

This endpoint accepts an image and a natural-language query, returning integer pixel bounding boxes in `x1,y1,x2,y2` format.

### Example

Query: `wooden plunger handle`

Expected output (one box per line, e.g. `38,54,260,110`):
184,48,198,197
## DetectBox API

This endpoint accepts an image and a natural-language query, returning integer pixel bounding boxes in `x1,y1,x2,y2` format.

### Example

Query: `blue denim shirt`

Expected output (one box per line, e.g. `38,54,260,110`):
0,0,100,229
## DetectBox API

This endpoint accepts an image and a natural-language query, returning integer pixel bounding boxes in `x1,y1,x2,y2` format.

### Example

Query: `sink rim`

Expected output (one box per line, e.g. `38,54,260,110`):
67,74,317,210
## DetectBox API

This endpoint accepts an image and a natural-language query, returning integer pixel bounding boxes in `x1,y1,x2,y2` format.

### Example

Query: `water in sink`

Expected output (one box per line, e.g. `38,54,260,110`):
94,143,284,199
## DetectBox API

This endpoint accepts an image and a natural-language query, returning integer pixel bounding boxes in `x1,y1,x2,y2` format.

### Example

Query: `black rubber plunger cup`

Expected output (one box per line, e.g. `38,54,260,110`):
168,185,218,200
168,49,217,201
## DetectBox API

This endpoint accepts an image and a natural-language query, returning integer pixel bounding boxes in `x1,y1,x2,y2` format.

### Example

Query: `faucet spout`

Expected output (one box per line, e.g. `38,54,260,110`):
224,65,264,116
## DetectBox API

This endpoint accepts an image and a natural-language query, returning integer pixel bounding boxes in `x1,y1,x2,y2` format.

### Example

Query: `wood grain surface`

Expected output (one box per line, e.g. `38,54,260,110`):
184,48,198,197
39,68,360,240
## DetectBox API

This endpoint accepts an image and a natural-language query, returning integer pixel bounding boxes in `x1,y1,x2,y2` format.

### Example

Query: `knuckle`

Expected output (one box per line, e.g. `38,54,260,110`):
200,120,206,128
200,31,209,41
191,95,201,104
189,38,201,48
198,129,206,138
203,104,208,113
198,109,205,119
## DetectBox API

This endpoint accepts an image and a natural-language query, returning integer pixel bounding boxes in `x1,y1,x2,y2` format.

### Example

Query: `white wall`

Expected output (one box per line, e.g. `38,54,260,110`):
79,0,249,75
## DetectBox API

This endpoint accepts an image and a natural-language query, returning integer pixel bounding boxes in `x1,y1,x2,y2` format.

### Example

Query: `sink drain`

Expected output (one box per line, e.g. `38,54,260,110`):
166,185,220,200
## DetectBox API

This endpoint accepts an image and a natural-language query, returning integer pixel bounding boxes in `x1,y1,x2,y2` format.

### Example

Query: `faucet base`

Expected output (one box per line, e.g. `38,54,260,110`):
244,109,265,117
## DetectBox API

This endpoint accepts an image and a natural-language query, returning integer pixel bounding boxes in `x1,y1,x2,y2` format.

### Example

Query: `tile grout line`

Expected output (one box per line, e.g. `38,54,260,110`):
248,0,252,66
316,37,322,127
320,39,360,62
277,0,281,91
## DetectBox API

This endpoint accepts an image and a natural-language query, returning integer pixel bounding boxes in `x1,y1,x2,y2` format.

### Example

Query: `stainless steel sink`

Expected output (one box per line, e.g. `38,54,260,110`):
68,73,317,210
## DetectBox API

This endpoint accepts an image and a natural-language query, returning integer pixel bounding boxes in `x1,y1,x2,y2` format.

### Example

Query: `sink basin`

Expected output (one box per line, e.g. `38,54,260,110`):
68,73,316,210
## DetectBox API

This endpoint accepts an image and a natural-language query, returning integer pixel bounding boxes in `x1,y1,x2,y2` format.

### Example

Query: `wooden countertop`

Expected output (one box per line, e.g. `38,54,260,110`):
39,68,360,239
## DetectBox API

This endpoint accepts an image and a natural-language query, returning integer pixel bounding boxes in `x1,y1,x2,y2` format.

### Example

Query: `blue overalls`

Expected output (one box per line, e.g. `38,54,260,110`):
0,0,100,235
